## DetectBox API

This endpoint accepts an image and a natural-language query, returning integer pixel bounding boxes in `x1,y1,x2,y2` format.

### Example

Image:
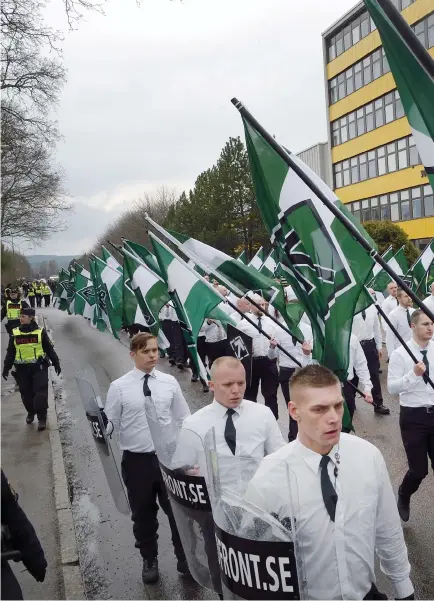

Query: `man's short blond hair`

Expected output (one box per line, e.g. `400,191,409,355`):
210,356,244,379
289,364,339,394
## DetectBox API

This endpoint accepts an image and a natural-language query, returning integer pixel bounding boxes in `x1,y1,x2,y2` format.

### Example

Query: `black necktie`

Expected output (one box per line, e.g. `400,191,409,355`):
406,309,411,327
396,298,399,306
421,350,430,384
320,455,337,522
362,310,366,320
291,336,297,346
257,316,262,332
143,374,151,397
224,409,236,455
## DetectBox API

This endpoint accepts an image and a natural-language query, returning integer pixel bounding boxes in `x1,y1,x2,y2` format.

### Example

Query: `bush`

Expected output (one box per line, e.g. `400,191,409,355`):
363,221,419,266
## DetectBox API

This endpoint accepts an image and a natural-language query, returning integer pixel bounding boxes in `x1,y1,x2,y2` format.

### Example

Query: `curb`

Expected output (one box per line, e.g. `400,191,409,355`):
44,315,86,600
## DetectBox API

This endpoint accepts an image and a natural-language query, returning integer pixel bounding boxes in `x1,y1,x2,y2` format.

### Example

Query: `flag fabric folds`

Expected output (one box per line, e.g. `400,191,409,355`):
411,239,434,296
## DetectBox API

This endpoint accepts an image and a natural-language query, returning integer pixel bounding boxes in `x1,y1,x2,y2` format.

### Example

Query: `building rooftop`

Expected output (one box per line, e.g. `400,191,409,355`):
322,0,365,39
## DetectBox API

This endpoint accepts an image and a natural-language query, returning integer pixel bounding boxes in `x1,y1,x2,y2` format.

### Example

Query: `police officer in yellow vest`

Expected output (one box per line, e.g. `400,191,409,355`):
1,288,30,336
2,308,61,431
34,282,43,308
27,283,36,308
41,283,51,307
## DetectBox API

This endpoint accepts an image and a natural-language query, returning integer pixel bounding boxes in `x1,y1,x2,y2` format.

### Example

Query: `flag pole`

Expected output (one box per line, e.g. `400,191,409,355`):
144,214,304,344
373,299,434,390
231,97,434,325
147,231,305,368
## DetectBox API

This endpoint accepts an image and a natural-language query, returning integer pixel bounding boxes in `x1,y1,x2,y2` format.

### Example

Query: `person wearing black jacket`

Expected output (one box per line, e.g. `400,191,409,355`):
1,288,30,336
2,308,61,431
1,470,47,600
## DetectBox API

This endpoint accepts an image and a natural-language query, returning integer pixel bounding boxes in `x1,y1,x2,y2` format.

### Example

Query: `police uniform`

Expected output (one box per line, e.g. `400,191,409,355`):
42,284,51,307
34,283,42,308
2,309,61,430
104,367,190,581
1,296,29,336
27,285,36,308
388,337,434,520
1,470,47,600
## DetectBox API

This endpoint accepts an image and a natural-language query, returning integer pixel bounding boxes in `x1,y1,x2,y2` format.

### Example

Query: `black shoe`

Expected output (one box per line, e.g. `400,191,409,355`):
37,419,47,431
177,362,185,370
397,492,410,522
202,384,209,393
191,375,199,382
374,404,390,415
169,358,176,366
26,413,35,424
142,558,159,584
177,558,190,575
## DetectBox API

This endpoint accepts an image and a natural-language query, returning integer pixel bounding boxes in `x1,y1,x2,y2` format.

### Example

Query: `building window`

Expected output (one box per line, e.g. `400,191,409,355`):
346,184,433,224
333,135,420,188
330,89,406,147
326,1,417,64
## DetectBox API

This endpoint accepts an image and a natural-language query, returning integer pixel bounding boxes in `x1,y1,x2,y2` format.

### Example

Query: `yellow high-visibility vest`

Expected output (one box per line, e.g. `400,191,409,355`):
12,327,45,364
6,300,22,320
42,285,51,295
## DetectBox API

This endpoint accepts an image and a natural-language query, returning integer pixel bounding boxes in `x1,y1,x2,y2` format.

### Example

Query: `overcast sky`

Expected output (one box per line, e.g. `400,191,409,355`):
33,0,358,257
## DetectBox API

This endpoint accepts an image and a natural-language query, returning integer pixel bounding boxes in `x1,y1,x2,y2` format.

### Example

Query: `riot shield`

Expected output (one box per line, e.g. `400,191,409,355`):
204,431,305,600
75,368,130,515
144,400,222,594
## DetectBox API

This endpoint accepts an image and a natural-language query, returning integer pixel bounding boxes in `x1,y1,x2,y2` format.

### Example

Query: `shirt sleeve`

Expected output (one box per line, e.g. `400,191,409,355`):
171,380,191,427
353,339,372,392
373,312,382,350
387,351,420,395
375,453,414,599
264,410,286,455
104,382,122,432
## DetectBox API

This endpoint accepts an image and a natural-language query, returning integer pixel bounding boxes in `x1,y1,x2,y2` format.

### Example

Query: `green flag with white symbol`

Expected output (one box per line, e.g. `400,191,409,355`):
259,249,279,279
411,239,434,296
55,268,71,311
91,254,124,339
364,0,434,190
72,263,95,319
89,258,108,332
240,113,375,384
369,246,400,291
248,246,265,270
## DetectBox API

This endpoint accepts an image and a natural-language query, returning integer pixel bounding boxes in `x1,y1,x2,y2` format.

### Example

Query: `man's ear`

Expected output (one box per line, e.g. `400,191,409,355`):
288,401,299,423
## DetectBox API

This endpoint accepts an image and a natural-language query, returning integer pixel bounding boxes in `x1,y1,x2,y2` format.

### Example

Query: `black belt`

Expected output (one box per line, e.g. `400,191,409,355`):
360,338,375,345
401,405,434,414
253,355,268,360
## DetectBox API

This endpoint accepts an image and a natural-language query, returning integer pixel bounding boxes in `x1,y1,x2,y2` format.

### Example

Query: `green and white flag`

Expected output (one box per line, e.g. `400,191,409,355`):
240,112,375,382
72,263,95,319
150,232,230,381
365,0,434,190
237,250,247,264
123,239,161,278
259,249,279,279
411,239,434,295
55,268,71,311
91,254,123,339
368,246,393,288
370,246,403,291
89,258,109,333
146,218,304,340
120,245,169,336
248,246,265,270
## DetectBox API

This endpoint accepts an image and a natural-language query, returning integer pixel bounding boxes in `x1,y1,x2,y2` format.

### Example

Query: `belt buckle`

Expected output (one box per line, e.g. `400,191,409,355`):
427,406,434,414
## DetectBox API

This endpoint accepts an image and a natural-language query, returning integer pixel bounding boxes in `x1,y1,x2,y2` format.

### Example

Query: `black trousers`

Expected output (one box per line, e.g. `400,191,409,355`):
205,340,228,368
359,338,383,406
35,294,42,308
197,335,207,369
399,405,434,499
15,364,49,420
343,378,357,421
279,367,298,441
161,321,185,363
43,294,51,307
1,561,23,600
28,296,35,308
245,357,279,419
121,451,185,562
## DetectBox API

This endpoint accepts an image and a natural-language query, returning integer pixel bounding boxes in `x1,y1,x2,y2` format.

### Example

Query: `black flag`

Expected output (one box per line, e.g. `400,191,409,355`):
227,324,253,386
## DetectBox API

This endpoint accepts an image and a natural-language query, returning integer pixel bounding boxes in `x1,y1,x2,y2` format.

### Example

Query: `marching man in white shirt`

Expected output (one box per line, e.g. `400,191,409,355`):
237,294,280,419
352,290,389,415
423,282,434,316
244,364,414,601
386,288,415,359
388,309,434,523
105,333,191,584
342,334,374,430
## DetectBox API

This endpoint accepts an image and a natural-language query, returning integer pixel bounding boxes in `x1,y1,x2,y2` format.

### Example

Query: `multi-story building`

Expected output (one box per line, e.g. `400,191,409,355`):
322,0,434,250
296,142,332,188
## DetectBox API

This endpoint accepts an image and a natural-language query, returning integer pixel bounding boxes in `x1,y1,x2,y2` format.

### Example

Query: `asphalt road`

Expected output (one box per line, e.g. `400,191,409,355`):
42,307,434,600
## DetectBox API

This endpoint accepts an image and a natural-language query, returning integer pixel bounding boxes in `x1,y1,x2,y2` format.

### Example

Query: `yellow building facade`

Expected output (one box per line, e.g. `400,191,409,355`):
322,0,434,250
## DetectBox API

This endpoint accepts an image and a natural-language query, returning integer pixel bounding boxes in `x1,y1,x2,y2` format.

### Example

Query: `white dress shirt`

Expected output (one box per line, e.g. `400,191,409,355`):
104,367,190,453
352,305,382,350
381,294,399,318
237,313,276,357
203,319,227,343
388,338,434,407
229,311,244,325
347,334,372,392
159,303,178,322
386,305,415,358
244,434,413,600
268,321,312,369
182,398,285,492
422,294,434,315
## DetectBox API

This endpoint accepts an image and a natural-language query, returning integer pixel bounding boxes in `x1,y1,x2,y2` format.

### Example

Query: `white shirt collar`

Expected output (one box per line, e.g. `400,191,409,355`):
211,398,243,417
293,437,339,474
132,366,157,379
